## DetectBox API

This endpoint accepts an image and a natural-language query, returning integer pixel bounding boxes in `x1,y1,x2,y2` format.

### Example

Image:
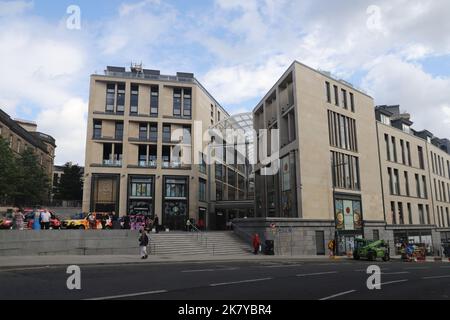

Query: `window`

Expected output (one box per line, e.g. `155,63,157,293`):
422,176,428,198
163,125,171,142
407,203,413,224
215,163,223,180
93,120,102,139
418,204,425,225
165,178,187,198
388,168,394,195
138,145,147,167
373,230,380,241
199,179,206,202
415,174,421,198
341,89,348,109
106,84,115,112
130,85,139,114
162,146,171,167
150,86,159,116
149,124,158,142
391,202,397,225
398,202,404,225
130,177,153,198
116,84,125,113
331,151,360,190
349,92,355,112
115,122,124,140
447,208,450,227
393,169,400,195
391,137,397,162
139,124,148,140
404,172,410,196
385,134,391,161
402,124,411,134
418,146,424,169
425,205,431,224
218,111,221,122
183,88,192,117
400,140,406,165
0,126,2,135
380,114,391,126
327,111,357,152
325,82,331,103
334,85,339,106
173,88,182,116
17,140,21,153
8,135,13,148
199,153,206,174
216,182,223,201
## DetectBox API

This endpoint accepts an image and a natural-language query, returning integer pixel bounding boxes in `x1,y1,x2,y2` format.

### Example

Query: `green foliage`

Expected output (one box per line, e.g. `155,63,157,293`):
0,138,50,206
54,163,83,201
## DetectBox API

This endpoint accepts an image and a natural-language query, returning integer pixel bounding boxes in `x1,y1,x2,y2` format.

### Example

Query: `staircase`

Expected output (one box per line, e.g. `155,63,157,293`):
149,231,251,256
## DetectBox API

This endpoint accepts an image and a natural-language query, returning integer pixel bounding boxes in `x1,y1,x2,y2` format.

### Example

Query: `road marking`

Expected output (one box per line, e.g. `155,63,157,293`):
380,279,409,286
86,290,168,300
355,268,390,272
319,290,357,301
422,275,450,280
404,267,430,270
182,268,239,273
0,266,52,273
297,271,338,277
381,272,409,275
210,278,272,287
260,264,303,268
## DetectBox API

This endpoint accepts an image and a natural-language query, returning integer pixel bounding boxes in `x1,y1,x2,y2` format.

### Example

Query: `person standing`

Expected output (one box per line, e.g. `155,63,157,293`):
139,229,149,260
13,208,25,230
88,213,96,230
40,210,51,230
252,233,261,255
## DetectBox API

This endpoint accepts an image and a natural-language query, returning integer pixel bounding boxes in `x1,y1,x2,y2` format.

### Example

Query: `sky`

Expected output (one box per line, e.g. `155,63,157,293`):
1,0,450,165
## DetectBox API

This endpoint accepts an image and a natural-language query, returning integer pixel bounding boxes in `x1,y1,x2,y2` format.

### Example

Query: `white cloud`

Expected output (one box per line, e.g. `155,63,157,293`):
0,0,33,17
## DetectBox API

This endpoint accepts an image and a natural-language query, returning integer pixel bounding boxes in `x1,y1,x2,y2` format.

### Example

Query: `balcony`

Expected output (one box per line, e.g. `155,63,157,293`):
129,136,158,143
93,135,123,142
139,160,157,168
162,161,191,170
103,159,122,167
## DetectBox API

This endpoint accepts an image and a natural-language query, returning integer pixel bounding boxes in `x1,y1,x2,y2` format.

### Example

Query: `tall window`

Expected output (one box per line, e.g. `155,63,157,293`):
106,84,115,112
328,111,357,152
418,146,424,169
173,88,182,117
139,123,148,140
163,125,171,142
116,84,125,113
165,178,187,198
385,134,391,161
325,82,331,103
415,174,421,198
407,203,413,224
391,202,396,225
425,205,430,224
341,89,348,109
381,114,391,125
130,85,139,114
93,120,102,139
398,202,404,225
115,122,124,140
404,172,410,196
406,142,411,166
130,177,153,198
349,92,355,112
149,124,158,142
393,169,400,195
334,85,339,106
391,137,397,162
151,86,159,116
199,179,206,202
138,145,147,167
331,151,360,190
418,204,425,225
400,140,406,165
183,88,192,117
422,175,428,198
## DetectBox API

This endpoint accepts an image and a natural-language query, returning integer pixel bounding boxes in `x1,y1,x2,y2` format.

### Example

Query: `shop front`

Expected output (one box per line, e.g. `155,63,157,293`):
90,174,120,215
163,176,189,231
393,230,434,256
334,196,364,256
127,176,155,217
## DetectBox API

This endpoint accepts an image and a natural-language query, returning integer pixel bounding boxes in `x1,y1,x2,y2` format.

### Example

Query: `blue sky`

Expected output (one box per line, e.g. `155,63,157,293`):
1,0,450,165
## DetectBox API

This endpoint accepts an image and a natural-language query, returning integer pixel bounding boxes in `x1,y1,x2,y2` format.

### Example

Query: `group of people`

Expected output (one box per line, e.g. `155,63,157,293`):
11,208,52,230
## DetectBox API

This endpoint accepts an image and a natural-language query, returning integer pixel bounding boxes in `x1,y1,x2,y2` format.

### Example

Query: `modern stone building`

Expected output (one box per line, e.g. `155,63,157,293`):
375,105,450,255
235,61,387,255
0,109,56,193
82,66,253,230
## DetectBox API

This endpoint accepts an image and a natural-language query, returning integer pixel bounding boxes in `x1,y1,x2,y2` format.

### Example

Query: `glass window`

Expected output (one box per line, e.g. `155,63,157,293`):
130,85,139,114
325,82,331,103
334,85,339,106
138,145,147,167
199,179,206,202
163,125,171,142
94,120,102,139
150,124,158,142
173,88,182,116
349,92,355,112
130,177,153,198
341,89,347,109
139,123,148,140
165,178,187,198
115,122,124,140
116,84,125,113
151,86,159,116
216,182,223,201
183,88,192,117
106,84,115,112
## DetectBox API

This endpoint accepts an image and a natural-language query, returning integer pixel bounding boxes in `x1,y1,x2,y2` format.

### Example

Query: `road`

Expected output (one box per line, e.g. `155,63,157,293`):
0,260,449,300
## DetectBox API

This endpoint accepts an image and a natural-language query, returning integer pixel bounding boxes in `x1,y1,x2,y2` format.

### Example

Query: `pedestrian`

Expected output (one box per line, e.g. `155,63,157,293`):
186,219,192,232
88,213,96,230
328,239,336,257
139,229,149,260
33,210,41,230
13,208,25,230
154,215,159,233
40,210,51,230
252,233,261,255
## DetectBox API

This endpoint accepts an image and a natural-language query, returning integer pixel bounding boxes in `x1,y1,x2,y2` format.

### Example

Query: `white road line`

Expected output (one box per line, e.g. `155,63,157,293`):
182,268,238,273
355,268,390,272
319,290,357,301
210,278,272,287
297,271,338,277
381,272,409,275
422,275,450,280
380,279,409,286
260,264,303,268
404,267,430,270
0,266,52,273
86,290,168,300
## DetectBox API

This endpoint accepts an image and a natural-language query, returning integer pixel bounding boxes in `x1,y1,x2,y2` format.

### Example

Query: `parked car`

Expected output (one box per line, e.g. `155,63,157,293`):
24,210,62,230
0,215,13,230
63,213,112,230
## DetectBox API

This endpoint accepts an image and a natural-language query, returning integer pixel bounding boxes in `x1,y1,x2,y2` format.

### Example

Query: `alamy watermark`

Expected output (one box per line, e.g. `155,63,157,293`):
66,5,81,30
66,265,81,290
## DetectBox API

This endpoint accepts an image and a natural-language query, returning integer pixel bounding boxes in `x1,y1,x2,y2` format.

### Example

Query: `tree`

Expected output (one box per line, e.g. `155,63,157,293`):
14,148,50,206
0,137,18,204
54,163,83,201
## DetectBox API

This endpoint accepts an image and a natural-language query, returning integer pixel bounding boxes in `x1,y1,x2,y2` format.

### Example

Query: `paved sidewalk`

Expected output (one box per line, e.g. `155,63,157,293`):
0,254,337,268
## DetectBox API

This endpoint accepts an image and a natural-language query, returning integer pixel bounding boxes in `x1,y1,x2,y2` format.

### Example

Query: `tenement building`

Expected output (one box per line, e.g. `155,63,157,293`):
235,61,387,256
375,105,450,255
82,65,253,230
0,109,56,195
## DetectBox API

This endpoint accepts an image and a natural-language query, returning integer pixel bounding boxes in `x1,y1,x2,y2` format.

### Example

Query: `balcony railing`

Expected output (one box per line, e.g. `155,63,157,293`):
138,160,157,168
162,162,191,169
102,159,123,167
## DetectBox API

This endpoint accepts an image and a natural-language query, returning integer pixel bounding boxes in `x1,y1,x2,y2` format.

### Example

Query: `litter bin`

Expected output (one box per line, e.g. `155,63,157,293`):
264,240,275,256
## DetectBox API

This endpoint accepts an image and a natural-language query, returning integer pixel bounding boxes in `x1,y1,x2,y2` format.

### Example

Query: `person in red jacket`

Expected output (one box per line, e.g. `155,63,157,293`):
252,234,261,255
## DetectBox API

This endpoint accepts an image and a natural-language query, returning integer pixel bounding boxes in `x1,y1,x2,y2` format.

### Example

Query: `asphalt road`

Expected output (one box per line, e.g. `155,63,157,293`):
0,260,449,300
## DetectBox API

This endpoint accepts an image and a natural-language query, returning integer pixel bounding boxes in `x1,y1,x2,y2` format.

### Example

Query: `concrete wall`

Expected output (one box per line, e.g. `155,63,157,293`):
0,230,140,256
